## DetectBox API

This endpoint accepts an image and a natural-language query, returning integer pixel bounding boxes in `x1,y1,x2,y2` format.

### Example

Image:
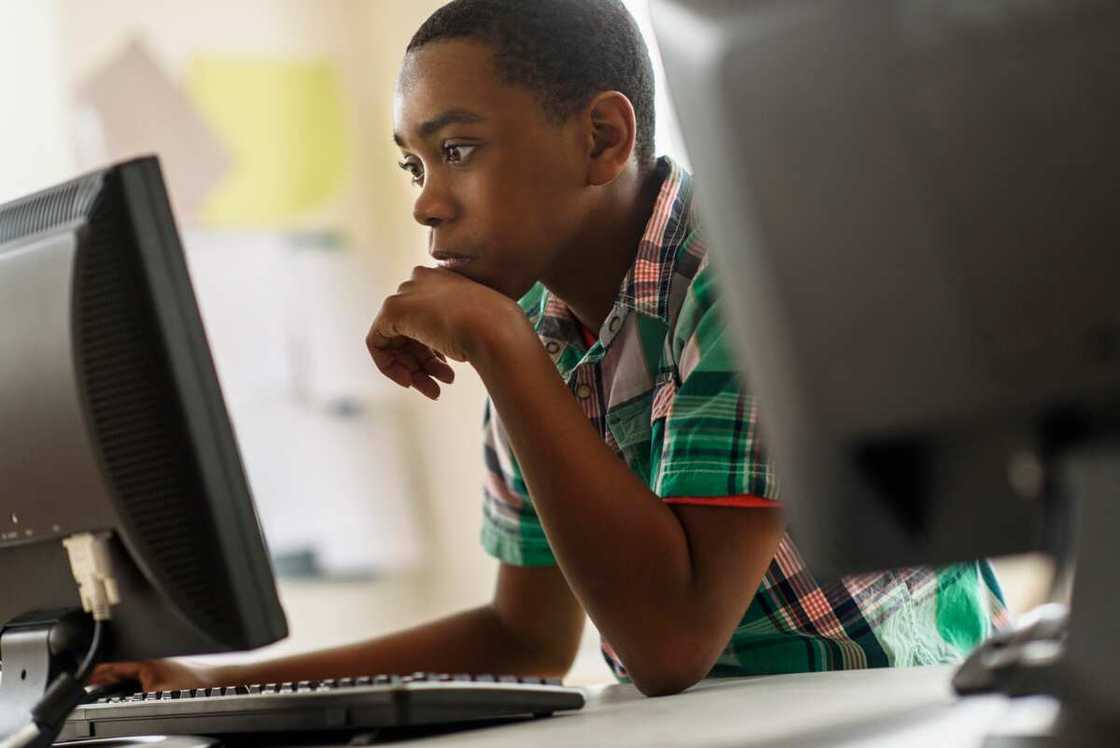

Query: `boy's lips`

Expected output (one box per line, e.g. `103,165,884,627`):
431,251,476,270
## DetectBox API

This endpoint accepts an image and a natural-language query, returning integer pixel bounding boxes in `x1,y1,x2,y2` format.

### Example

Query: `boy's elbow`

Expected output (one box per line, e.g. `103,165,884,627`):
623,638,715,697
630,670,703,698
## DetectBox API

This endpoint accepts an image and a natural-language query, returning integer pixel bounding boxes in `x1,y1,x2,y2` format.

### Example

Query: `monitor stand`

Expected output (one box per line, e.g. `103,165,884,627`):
983,444,1120,745
0,609,93,745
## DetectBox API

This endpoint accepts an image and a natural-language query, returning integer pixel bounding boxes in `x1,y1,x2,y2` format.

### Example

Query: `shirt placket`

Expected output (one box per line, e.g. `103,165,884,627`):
569,363,606,440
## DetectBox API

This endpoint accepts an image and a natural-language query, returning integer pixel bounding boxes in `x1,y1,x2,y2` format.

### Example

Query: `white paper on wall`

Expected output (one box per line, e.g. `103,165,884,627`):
73,38,231,224
181,230,424,577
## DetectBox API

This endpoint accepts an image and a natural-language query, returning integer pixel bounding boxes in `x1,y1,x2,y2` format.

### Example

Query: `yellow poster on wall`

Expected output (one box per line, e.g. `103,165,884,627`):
186,56,350,229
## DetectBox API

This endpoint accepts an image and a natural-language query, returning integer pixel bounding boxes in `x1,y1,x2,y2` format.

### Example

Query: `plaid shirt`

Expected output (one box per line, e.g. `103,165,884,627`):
481,157,1008,679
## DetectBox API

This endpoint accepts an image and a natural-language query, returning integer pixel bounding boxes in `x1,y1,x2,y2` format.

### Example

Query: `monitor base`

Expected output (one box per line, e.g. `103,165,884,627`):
0,609,92,742
976,445,1120,745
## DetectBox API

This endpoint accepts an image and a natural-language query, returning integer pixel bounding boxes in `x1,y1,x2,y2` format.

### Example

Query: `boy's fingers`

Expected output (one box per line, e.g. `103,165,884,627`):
89,661,138,685
371,352,446,398
367,326,452,392
420,352,455,383
366,326,394,353
394,340,454,384
385,360,418,389
410,371,442,400
369,349,416,389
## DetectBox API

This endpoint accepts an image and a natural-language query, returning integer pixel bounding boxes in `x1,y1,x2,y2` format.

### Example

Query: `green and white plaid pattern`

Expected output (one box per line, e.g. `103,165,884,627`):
481,157,1008,679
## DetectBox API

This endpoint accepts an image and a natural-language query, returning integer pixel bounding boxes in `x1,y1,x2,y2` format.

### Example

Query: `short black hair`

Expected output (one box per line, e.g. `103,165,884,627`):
408,0,657,166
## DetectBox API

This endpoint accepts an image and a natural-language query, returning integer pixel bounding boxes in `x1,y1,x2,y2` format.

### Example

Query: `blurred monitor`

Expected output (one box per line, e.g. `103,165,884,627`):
0,157,287,728
653,0,1120,734
651,0,1120,579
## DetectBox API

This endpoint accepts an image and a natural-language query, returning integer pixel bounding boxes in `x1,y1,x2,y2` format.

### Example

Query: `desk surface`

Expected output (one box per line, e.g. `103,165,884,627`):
355,666,1055,747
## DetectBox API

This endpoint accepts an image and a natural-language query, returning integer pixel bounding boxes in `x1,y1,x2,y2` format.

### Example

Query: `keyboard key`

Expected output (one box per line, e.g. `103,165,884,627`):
248,684,262,695
179,690,192,699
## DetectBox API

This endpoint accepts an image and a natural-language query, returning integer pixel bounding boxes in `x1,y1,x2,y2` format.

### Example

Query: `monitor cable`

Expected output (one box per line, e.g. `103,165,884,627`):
0,534,118,748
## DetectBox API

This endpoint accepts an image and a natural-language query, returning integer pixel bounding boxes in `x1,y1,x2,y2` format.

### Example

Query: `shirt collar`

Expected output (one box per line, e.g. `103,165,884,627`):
529,156,696,353
611,155,694,322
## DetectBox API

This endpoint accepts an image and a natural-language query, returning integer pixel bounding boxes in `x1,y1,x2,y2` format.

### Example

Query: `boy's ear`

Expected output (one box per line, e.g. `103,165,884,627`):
584,91,638,187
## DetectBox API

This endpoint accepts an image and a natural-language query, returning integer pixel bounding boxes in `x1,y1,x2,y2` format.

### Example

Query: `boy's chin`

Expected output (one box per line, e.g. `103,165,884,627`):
483,276,535,302
449,264,527,300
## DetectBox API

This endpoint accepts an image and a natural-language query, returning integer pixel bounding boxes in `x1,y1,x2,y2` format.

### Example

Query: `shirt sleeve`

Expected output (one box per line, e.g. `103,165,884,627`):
479,399,557,566
652,263,781,505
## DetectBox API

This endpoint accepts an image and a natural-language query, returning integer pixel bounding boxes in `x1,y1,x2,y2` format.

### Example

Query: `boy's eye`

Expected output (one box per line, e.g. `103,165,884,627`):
398,157,424,186
443,143,477,164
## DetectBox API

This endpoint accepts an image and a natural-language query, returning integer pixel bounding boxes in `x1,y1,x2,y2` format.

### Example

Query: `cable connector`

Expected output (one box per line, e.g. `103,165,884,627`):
62,533,119,621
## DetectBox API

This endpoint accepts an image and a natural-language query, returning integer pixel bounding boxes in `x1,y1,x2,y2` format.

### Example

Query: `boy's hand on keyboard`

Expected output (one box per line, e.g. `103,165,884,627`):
90,659,218,693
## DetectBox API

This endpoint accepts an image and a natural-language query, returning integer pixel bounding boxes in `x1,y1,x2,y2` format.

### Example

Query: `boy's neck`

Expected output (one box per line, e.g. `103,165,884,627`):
541,162,663,333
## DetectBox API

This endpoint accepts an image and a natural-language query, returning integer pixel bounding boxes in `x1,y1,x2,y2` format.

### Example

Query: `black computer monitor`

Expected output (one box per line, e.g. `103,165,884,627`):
0,157,288,738
651,0,1120,735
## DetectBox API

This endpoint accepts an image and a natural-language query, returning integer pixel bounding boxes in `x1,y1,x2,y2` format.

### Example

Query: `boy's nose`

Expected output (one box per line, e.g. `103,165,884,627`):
413,179,455,227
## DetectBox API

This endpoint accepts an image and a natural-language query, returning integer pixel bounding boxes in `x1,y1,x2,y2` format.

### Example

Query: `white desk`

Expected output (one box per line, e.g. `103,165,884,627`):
367,666,1055,747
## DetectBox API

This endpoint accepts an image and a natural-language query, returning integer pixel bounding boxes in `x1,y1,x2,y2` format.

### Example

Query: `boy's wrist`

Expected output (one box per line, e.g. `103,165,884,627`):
463,299,538,370
205,661,245,687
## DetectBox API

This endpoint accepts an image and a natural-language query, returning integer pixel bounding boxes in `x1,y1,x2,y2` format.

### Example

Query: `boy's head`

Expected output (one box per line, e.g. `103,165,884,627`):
408,0,656,166
393,0,658,300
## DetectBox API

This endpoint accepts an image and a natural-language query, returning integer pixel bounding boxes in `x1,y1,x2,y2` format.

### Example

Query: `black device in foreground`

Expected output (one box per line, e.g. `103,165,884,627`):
0,157,584,745
652,0,1120,743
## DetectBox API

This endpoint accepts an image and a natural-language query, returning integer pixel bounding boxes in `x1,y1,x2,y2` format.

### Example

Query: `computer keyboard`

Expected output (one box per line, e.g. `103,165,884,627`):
60,673,586,740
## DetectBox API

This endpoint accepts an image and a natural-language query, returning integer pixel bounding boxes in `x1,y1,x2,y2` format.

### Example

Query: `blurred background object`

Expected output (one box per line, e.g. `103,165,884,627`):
0,0,1050,685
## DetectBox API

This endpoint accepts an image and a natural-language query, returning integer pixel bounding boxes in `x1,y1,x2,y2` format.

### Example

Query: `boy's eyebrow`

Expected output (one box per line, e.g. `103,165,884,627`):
393,109,486,147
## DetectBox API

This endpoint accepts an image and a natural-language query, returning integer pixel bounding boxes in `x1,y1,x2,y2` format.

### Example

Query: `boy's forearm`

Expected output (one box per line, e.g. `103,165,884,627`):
212,604,570,686
469,325,730,692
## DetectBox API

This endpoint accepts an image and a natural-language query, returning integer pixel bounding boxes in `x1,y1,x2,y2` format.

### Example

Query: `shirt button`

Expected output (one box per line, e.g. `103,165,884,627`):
575,384,592,400
608,316,622,333
545,341,560,355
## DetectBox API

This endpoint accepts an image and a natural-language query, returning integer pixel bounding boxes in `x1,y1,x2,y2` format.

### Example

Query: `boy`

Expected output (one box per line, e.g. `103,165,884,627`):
97,0,1005,697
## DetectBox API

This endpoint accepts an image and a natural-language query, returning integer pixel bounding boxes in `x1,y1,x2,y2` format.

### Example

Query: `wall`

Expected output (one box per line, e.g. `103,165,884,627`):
0,1,74,202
